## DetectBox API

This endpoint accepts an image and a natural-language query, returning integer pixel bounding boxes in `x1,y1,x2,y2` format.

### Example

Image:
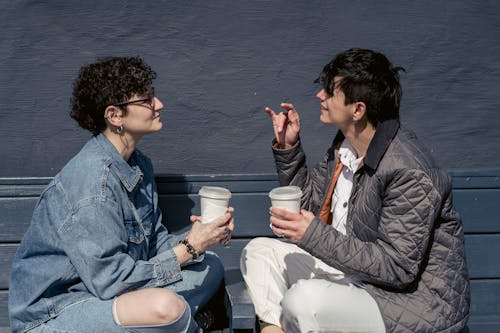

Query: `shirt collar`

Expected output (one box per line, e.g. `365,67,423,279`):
94,134,143,192
330,119,400,171
338,140,363,172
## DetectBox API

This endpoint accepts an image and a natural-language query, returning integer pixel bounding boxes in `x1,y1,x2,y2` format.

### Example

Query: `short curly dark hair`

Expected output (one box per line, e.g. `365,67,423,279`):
70,56,157,135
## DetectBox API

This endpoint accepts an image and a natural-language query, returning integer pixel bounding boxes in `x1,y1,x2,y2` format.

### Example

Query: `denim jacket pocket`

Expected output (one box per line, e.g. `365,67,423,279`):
124,208,153,244
139,208,153,237
124,220,145,244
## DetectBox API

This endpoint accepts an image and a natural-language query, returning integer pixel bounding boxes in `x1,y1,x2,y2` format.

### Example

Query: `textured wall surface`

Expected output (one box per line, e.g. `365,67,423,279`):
1,0,499,177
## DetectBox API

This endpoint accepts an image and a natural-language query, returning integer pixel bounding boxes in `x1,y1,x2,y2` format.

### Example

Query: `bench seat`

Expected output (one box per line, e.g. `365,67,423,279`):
1,170,499,332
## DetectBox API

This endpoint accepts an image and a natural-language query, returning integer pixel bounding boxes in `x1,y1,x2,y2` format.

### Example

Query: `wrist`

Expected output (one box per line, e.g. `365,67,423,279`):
179,238,200,259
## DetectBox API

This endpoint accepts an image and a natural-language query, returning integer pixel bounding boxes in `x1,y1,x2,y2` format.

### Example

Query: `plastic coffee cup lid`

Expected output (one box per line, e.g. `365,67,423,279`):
269,186,302,200
198,186,232,199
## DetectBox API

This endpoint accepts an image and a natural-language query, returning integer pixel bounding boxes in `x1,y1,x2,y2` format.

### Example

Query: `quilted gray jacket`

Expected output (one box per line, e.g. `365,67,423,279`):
272,119,470,333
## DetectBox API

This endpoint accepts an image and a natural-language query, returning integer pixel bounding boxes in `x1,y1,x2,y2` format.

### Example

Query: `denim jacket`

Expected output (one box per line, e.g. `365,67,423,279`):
9,134,190,333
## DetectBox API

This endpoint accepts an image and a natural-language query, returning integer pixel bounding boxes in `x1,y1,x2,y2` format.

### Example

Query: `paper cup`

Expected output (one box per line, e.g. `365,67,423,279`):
268,185,303,213
198,186,232,223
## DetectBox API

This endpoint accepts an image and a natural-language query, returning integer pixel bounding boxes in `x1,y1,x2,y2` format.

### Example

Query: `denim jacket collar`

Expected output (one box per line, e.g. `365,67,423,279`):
94,134,143,192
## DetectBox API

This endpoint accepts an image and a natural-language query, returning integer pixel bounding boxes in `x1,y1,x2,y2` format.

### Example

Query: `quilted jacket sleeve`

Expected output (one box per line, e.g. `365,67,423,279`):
299,168,443,289
272,138,332,214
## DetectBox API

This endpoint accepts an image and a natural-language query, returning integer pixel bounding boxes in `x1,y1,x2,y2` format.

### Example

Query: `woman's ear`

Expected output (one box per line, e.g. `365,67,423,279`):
103,106,123,128
352,102,366,121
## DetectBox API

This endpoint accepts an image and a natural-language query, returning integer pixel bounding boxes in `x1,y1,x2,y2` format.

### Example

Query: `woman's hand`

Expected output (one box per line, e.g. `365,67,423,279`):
265,102,300,149
187,207,234,252
269,207,315,244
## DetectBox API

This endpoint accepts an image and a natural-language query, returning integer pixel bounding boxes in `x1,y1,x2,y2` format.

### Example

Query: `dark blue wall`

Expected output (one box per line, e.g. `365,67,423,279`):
1,0,499,177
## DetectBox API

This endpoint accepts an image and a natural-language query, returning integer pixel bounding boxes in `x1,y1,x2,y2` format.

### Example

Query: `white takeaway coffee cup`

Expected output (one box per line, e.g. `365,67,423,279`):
198,186,232,223
268,185,303,213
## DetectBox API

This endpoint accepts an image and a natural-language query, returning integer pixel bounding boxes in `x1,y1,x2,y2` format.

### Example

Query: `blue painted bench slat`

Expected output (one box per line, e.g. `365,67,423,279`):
0,170,499,332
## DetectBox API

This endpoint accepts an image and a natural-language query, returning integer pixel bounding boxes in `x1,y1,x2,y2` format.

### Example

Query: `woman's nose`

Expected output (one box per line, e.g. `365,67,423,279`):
316,89,326,100
154,97,164,110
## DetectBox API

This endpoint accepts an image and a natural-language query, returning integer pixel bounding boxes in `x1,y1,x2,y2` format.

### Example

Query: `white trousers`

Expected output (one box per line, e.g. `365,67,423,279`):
240,237,386,333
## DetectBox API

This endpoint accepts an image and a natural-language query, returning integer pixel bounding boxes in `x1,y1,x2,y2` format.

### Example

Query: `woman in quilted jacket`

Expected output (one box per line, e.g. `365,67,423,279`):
240,48,469,333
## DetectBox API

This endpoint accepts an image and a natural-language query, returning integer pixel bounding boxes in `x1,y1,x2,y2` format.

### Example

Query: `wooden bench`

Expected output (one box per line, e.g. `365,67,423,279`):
1,170,499,332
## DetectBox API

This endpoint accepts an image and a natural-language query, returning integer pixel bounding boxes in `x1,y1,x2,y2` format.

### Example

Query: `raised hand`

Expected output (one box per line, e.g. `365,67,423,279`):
265,102,300,149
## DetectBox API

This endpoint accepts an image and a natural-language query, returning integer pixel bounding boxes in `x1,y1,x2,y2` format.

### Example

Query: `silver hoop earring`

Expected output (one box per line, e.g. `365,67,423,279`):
116,125,123,134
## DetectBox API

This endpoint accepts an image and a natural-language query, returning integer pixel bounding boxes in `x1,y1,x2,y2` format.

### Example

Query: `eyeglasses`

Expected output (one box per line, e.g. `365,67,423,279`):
114,97,152,108
114,88,155,109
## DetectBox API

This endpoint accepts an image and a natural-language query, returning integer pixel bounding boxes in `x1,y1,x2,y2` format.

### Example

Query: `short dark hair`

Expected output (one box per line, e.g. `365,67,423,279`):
319,48,404,125
70,56,156,135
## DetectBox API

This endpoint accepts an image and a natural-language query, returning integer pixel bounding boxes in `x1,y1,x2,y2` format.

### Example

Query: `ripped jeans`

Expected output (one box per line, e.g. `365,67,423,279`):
29,252,223,333
29,297,196,333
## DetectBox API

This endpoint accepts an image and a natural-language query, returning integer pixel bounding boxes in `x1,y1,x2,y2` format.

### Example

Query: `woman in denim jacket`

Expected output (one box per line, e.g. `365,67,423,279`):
9,57,233,333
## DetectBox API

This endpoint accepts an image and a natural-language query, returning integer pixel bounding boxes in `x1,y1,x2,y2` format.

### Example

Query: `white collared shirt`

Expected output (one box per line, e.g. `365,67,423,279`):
331,140,364,235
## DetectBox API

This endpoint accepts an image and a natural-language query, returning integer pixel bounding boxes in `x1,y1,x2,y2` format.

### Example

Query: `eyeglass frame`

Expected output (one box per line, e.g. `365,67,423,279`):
113,87,156,109
113,97,151,108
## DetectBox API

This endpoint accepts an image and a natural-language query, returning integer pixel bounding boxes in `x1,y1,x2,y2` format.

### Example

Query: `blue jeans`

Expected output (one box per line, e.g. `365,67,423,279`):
29,252,224,333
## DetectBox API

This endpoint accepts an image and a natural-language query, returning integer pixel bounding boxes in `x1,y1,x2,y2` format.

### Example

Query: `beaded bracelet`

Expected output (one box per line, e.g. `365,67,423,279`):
179,238,200,259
